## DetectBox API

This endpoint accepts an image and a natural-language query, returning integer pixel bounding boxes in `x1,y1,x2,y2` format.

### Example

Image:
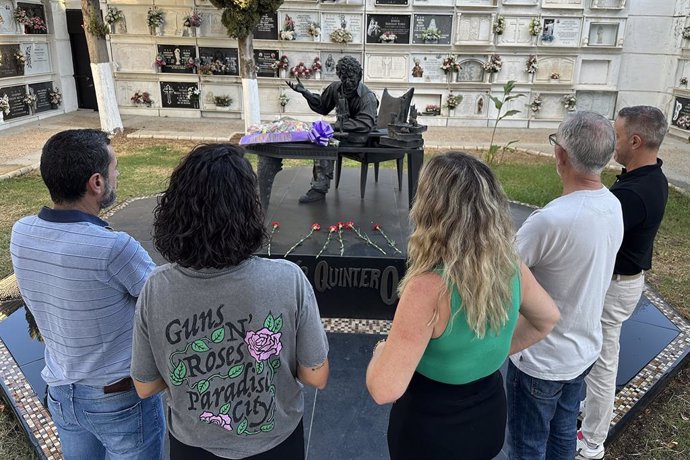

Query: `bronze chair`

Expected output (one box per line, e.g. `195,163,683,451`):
335,88,414,199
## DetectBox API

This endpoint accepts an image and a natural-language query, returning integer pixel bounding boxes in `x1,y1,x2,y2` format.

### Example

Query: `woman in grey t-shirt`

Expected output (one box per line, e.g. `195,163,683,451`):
131,144,329,459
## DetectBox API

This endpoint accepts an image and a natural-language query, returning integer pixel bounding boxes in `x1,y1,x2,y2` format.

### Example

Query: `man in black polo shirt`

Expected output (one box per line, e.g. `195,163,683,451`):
577,106,669,459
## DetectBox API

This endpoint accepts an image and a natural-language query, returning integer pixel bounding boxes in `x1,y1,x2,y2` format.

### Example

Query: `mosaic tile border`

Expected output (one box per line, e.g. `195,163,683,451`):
0,197,688,458
0,337,60,460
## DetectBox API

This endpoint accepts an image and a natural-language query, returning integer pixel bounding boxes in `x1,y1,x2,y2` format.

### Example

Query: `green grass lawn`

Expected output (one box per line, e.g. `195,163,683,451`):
0,141,689,458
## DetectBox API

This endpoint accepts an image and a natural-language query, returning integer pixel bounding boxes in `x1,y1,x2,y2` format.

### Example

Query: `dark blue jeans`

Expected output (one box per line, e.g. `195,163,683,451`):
507,361,592,460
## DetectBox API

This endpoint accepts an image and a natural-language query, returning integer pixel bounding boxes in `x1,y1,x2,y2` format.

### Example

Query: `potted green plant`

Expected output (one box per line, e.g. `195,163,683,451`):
214,95,232,111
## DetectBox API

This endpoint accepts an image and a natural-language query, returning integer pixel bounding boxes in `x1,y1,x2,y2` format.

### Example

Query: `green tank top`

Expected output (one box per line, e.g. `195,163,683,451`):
416,271,521,385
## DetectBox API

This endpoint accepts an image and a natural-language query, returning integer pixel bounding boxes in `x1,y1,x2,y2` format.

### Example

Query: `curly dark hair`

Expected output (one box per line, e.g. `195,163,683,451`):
336,56,362,82
153,144,265,269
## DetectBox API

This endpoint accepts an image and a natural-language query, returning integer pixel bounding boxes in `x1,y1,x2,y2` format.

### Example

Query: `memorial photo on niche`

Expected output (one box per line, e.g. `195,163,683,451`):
198,47,239,76
366,14,411,44
157,45,197,74
411,14,452,45
672,96,690,130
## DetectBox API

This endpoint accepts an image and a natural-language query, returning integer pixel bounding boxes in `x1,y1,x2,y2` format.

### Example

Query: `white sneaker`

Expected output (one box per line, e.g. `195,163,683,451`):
576,430,605,459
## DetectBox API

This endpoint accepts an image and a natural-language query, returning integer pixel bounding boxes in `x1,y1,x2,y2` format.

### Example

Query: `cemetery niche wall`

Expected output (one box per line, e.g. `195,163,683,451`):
0,1,63,125
94,0,667,129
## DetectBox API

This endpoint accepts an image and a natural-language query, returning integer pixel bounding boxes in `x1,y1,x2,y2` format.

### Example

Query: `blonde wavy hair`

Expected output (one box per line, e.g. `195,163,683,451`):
399,152,517,337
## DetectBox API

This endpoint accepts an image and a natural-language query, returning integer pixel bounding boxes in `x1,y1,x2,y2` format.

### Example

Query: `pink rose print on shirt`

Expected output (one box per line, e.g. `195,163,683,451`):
244,328,283,362
200,411,233,431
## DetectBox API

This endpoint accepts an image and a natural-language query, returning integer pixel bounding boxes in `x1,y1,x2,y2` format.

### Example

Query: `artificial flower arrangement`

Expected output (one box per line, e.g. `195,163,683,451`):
525,55,538,74
290,62,312,79
147,7,164,29
24,16,46,33
206,60,231,75
330,27,353,44
308,21,321,38
13,7,28,25
528,17,542,36
23,92,37,110
186,57,198,71
421,27,441,42
280,14,295,40
683,26,690,40
425,104,441,115
214,95,232,107
379,31,397,43
14,50,26,66
0,94,10,116
279,92,290,107
187,87,200,101
483,54,503,73
154,53,166,68
272,55,290,71
311,57,322,73
550,72,561,80
681,77,688,86
676,115,690,130
440,55,461,74
183,9,202,28
105,6,124,25
445,94,463,110
49,88,62,106
131,90,154,107
561,93,577,111
530,94,542,113
493,16,505,35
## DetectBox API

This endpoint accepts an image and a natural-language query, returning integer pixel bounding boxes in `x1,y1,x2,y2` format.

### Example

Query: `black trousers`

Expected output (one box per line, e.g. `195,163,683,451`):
169,419,304,460
388,371,506,460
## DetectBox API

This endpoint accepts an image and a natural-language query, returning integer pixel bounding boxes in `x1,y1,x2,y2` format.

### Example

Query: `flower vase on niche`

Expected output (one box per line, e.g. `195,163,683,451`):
448,108,455,117
484,72,492,83
195,27,201,37
280,68,288,79
452,70,459,83
150,26,156,36
314,70,321,80
192,100,199,109
110,23,116,35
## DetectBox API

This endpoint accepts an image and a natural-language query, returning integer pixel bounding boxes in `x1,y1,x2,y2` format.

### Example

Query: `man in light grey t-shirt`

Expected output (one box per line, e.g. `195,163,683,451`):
507,112,623,460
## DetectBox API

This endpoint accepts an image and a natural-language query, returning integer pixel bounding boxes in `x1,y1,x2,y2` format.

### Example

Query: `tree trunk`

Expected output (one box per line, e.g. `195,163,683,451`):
81,0,123,134
238,33,260,131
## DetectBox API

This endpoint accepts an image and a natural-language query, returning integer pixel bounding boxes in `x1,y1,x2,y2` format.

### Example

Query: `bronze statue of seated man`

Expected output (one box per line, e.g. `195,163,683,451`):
284,56,379,203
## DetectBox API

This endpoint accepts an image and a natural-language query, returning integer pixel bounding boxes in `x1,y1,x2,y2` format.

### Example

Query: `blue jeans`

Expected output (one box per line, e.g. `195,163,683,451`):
47,383,165,460
507,361,592,460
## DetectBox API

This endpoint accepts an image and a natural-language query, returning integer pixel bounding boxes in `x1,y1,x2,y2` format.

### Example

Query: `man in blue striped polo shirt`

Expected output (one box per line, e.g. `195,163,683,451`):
10,129,165,459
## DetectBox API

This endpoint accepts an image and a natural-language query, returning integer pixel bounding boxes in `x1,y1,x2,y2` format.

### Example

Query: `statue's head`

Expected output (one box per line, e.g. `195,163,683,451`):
336,56,362,98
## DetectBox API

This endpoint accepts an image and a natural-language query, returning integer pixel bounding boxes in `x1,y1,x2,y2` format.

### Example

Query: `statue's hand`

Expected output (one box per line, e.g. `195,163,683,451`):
286,77,305,94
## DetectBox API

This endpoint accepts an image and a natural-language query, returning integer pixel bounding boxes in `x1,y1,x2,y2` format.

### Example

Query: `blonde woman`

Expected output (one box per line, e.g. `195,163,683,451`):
366,152,559,460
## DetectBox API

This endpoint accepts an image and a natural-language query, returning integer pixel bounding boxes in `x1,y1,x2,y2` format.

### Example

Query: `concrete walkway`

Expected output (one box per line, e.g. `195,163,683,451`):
1,110,689,191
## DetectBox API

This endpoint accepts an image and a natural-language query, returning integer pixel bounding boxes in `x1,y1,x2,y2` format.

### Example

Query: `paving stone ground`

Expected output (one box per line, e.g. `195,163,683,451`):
1,110,688,191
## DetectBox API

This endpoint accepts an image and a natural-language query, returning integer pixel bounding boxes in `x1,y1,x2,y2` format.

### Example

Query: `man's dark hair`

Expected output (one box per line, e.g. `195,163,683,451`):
617,105,668,150
40,129,111,204
153,144,265,269
336,56,362,82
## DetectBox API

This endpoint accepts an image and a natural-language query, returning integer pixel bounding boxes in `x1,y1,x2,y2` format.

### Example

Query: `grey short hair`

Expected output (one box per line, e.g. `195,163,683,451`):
558,111,615,175
617,106,668,149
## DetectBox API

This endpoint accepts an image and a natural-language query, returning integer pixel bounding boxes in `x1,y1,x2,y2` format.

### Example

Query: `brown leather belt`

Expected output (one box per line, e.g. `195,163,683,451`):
103,377,133,394
612,272,643,281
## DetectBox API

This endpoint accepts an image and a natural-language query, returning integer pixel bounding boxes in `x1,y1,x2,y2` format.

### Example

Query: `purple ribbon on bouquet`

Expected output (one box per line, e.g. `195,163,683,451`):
307,120,334,146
